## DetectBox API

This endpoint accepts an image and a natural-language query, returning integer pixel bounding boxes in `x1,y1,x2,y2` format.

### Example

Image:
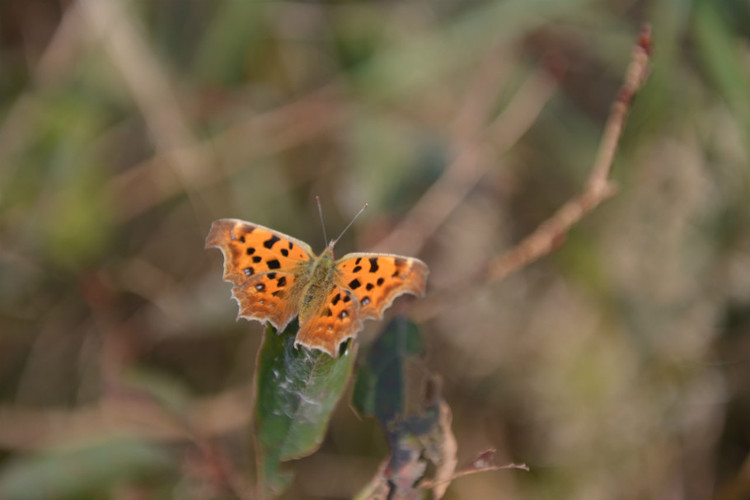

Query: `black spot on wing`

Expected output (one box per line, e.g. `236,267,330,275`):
332,293,341,306
267,272,277,280
252,256,261,263
377,277,384,286
281,248,289,257
264,235,280,249
246,247,255,255
324,307,333,317
355,257,362,265
366,283,374,291
353,265,362,273
368,257,379,273
244,267,254,276
277,276,287,287
348,279,361,290
267,259,281,270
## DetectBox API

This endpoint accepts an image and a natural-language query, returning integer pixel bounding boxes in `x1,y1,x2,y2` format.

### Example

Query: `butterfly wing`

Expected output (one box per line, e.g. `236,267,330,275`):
206,218,314,331
335,253,429,320
295,286,363,356
293,253,428,355
293,252,429,356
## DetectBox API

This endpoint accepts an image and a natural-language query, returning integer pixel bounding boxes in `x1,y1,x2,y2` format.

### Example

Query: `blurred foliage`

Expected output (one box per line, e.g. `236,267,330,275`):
352,317,424,423
0,438,175,500
1,0,750,499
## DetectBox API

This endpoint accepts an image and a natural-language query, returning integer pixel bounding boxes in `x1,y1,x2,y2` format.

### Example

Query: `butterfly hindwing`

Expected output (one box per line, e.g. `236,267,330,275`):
229,271,301,329
336,253,429,320
206,219,312,330
295,286,362,356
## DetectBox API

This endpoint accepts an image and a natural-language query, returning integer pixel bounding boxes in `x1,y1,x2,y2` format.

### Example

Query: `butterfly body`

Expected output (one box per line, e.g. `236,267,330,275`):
298,244,337,319
206,218,428,356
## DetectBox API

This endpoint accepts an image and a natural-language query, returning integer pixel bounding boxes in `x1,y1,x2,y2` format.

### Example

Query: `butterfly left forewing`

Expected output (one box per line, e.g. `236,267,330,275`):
335,253,429,320
205,218,313,331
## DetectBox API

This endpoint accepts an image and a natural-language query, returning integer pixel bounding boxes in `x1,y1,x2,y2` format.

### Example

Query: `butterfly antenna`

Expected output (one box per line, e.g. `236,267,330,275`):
332,203,368,245
315,196,329,245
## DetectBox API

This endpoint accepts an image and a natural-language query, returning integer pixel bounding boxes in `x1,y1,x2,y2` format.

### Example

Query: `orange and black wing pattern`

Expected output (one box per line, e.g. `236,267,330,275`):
206,218,313,331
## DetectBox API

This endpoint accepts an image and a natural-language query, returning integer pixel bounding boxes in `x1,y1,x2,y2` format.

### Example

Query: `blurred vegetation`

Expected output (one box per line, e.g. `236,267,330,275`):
1,0,750,499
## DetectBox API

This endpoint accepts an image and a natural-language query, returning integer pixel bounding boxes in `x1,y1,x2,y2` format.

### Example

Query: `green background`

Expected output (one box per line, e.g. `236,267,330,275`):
1,0,749,498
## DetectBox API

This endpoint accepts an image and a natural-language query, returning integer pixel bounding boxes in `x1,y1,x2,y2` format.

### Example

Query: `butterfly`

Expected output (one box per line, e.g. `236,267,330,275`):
206,218,429,356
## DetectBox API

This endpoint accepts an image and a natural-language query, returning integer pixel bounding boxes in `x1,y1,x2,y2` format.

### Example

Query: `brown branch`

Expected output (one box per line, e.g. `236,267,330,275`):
484,24,652,282
418,448,528,492
419,462,530,490
411,26,652,323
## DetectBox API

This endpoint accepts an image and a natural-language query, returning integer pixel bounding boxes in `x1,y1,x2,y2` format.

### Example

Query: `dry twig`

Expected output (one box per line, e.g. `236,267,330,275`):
484,25,653,282
411,25,652,323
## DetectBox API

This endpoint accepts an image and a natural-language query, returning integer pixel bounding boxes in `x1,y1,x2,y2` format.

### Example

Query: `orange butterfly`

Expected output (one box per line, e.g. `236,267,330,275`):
206,218,429,356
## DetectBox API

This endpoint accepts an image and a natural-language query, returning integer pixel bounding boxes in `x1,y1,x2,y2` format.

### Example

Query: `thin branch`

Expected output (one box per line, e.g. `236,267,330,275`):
412,25,652,323
419,462,529,490
483,24,652,282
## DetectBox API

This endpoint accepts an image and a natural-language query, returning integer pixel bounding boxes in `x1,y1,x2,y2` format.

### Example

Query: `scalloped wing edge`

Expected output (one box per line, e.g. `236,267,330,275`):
229,271,299,331
294,254,429,356
337,252,429,321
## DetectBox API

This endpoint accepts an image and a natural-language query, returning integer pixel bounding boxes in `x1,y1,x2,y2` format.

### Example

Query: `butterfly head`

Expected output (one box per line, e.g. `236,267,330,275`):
322,237,337,258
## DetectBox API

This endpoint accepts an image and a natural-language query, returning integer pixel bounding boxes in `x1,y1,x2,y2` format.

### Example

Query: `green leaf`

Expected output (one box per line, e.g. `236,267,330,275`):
351,317,424,424
0,438,174,500
254,322,357,497
351,319,460,500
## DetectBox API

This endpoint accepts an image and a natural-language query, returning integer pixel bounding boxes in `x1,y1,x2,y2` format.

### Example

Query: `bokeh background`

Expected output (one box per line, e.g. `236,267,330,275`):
1,1,749,499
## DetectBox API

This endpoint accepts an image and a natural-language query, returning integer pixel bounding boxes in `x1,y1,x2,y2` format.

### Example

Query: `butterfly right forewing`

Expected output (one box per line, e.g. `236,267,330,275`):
336,252,428,320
